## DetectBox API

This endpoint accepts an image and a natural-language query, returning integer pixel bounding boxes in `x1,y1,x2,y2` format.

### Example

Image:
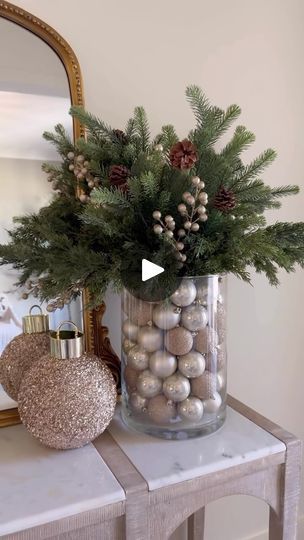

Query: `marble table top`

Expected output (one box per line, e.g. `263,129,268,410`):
0,425,125,537
109,406,286,491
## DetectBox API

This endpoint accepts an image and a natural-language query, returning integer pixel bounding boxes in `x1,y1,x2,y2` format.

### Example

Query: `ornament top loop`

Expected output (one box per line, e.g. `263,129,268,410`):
50,320,84,360
22,305,49,334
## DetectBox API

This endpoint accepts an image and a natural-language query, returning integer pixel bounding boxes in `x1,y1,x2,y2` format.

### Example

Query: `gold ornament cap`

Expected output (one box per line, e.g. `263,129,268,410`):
50,321,84,360
22,305,49,334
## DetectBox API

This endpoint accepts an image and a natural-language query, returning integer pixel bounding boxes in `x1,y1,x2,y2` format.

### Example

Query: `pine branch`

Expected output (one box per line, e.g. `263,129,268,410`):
220,125,255,165
70,106,114,141
90,187,131,208
43,124,74,156
133,106,150,151
154,125,179,152
231,148,277,186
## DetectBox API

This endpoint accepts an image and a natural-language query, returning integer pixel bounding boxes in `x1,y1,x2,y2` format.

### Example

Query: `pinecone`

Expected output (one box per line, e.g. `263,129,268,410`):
109,164,130,192
169,139,198,170
113,129,128,145
213,186,236,212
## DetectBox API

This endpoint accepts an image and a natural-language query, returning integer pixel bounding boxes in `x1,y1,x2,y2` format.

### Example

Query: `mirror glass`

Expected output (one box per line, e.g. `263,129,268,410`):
0,19,83,412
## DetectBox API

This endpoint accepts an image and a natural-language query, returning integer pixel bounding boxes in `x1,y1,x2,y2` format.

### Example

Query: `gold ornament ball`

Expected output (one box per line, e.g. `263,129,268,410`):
194,326,218,354
191,371,217,400
18,354,117,450
165,327,193,356
0,333,50,401
147,395,176,424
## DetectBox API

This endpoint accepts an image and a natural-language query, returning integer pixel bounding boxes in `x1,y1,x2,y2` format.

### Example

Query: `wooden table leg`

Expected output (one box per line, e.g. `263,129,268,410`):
187,508,205,540
269,439,302,540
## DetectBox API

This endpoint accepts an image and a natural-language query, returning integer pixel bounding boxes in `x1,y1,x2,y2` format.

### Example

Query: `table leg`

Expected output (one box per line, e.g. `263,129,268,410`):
187,508,205,540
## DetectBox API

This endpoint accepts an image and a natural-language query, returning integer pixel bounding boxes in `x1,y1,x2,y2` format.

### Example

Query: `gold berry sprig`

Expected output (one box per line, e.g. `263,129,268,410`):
67,152,100,203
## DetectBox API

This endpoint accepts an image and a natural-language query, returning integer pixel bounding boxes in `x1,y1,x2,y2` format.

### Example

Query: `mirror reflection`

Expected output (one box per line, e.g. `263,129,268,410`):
0,18,83,412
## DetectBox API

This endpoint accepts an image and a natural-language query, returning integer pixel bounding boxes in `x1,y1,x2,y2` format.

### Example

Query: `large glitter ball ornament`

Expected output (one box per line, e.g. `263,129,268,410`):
127,345,149,371
148,395,176,424
194,326,218,354
191,371,217,400
152,302,181,330
164,327,193,356
170,280,197,307
0,306,50,401
178,397,204,422
181,304,208,332
122,319,139,342
163,373,191,402
149,350,177,378
18,322,117,450
178,351,205,378
137,326,163,353
124,365,138,391
203,391,222,414
129,391,148,413
136,369,162,398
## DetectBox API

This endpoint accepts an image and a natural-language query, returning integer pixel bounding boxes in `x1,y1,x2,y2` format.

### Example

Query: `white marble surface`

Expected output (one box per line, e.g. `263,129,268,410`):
0,385,17,410
0,425,125,536
109,406,285,491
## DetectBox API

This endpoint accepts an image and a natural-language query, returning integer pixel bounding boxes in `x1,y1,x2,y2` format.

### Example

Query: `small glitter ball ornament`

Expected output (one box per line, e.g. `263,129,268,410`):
163,373,190,402
203,391,222,413
127,345,149,371
170,280,196,307
136,369,162,398
178,397,204,422
129,391,148,413
181,304,208,332
18,322,117,450
137,326,163,353
0,306,50,401
191,371,217,400
152,302,181,330
165,327,193,356
178,351,205,378
122,319,139,342
148,395,176,424
149,350,177,378
124,365,138,391
194,326,218,354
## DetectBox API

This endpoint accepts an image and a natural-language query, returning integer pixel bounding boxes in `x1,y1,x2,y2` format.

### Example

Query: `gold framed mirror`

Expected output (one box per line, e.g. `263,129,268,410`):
0,1,120,427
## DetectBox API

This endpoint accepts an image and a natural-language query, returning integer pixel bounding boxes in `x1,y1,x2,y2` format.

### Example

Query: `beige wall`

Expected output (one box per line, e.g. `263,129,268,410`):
13,1,304,538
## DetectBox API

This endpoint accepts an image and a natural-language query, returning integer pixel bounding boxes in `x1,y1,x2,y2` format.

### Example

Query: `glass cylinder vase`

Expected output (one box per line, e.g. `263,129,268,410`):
121,275,227,439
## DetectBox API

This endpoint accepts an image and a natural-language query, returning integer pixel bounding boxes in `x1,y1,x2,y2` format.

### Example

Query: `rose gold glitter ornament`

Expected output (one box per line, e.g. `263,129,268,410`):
194,326,218,354
18,321,116,450
124,365,138,391
147,395,176,424
164,327,193,356
0,305,49,401
191,371,217,400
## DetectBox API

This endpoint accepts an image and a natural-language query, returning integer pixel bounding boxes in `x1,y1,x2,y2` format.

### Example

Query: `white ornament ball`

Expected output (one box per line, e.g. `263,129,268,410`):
163,373,191,402
148,395,176,424
67,151,74,160
153,210,162,220
155,144,164,152
191,176,201,187
138,326,163,353
122,338,136,354
136,370,162,398
152,302,181,330
170,280,197,307
191,371,217,400
181,304,208,332
178,351,205,378
203,391,222,413
194,327,218,354
178,397,204,422
122,319,139,342
129,391,148,413
154,224,163,235
127,345,149,371
164,327,193,356
149,351,177,378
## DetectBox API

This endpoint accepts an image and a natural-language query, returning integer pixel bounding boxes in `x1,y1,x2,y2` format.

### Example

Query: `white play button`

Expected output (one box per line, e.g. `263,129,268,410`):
142,259,164,282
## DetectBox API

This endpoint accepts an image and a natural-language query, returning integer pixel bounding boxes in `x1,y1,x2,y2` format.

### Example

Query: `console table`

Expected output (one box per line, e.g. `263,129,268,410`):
0,396,301,539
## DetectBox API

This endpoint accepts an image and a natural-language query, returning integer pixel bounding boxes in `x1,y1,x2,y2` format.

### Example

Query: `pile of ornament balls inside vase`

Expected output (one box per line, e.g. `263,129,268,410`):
122,276,226,435
0,311,117,450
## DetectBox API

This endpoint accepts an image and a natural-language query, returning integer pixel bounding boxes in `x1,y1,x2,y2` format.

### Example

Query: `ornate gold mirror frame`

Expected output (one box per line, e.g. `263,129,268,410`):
0,1,120,427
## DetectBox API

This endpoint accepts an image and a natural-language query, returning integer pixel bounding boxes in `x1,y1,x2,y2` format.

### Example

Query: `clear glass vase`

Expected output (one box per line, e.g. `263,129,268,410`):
121,275,227,439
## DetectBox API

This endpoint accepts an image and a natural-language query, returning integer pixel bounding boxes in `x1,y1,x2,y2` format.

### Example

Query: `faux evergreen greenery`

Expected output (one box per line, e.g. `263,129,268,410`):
1,86,304,308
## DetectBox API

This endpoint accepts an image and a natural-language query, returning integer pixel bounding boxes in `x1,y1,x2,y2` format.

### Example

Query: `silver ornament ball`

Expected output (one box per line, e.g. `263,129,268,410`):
136,370,162,398
127,345,149,371
170,280,197,307
129,391,148,413
149,350,177,378
163,373,191,402
181,304,208,332
152,302,181,330
178,397,204,422
122,319,139,342
137,326,163,353
203,391,222,414
178,351,205,378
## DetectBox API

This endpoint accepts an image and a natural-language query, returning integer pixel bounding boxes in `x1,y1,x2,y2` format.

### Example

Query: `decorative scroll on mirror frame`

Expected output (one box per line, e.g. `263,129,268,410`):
0,1,120,427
